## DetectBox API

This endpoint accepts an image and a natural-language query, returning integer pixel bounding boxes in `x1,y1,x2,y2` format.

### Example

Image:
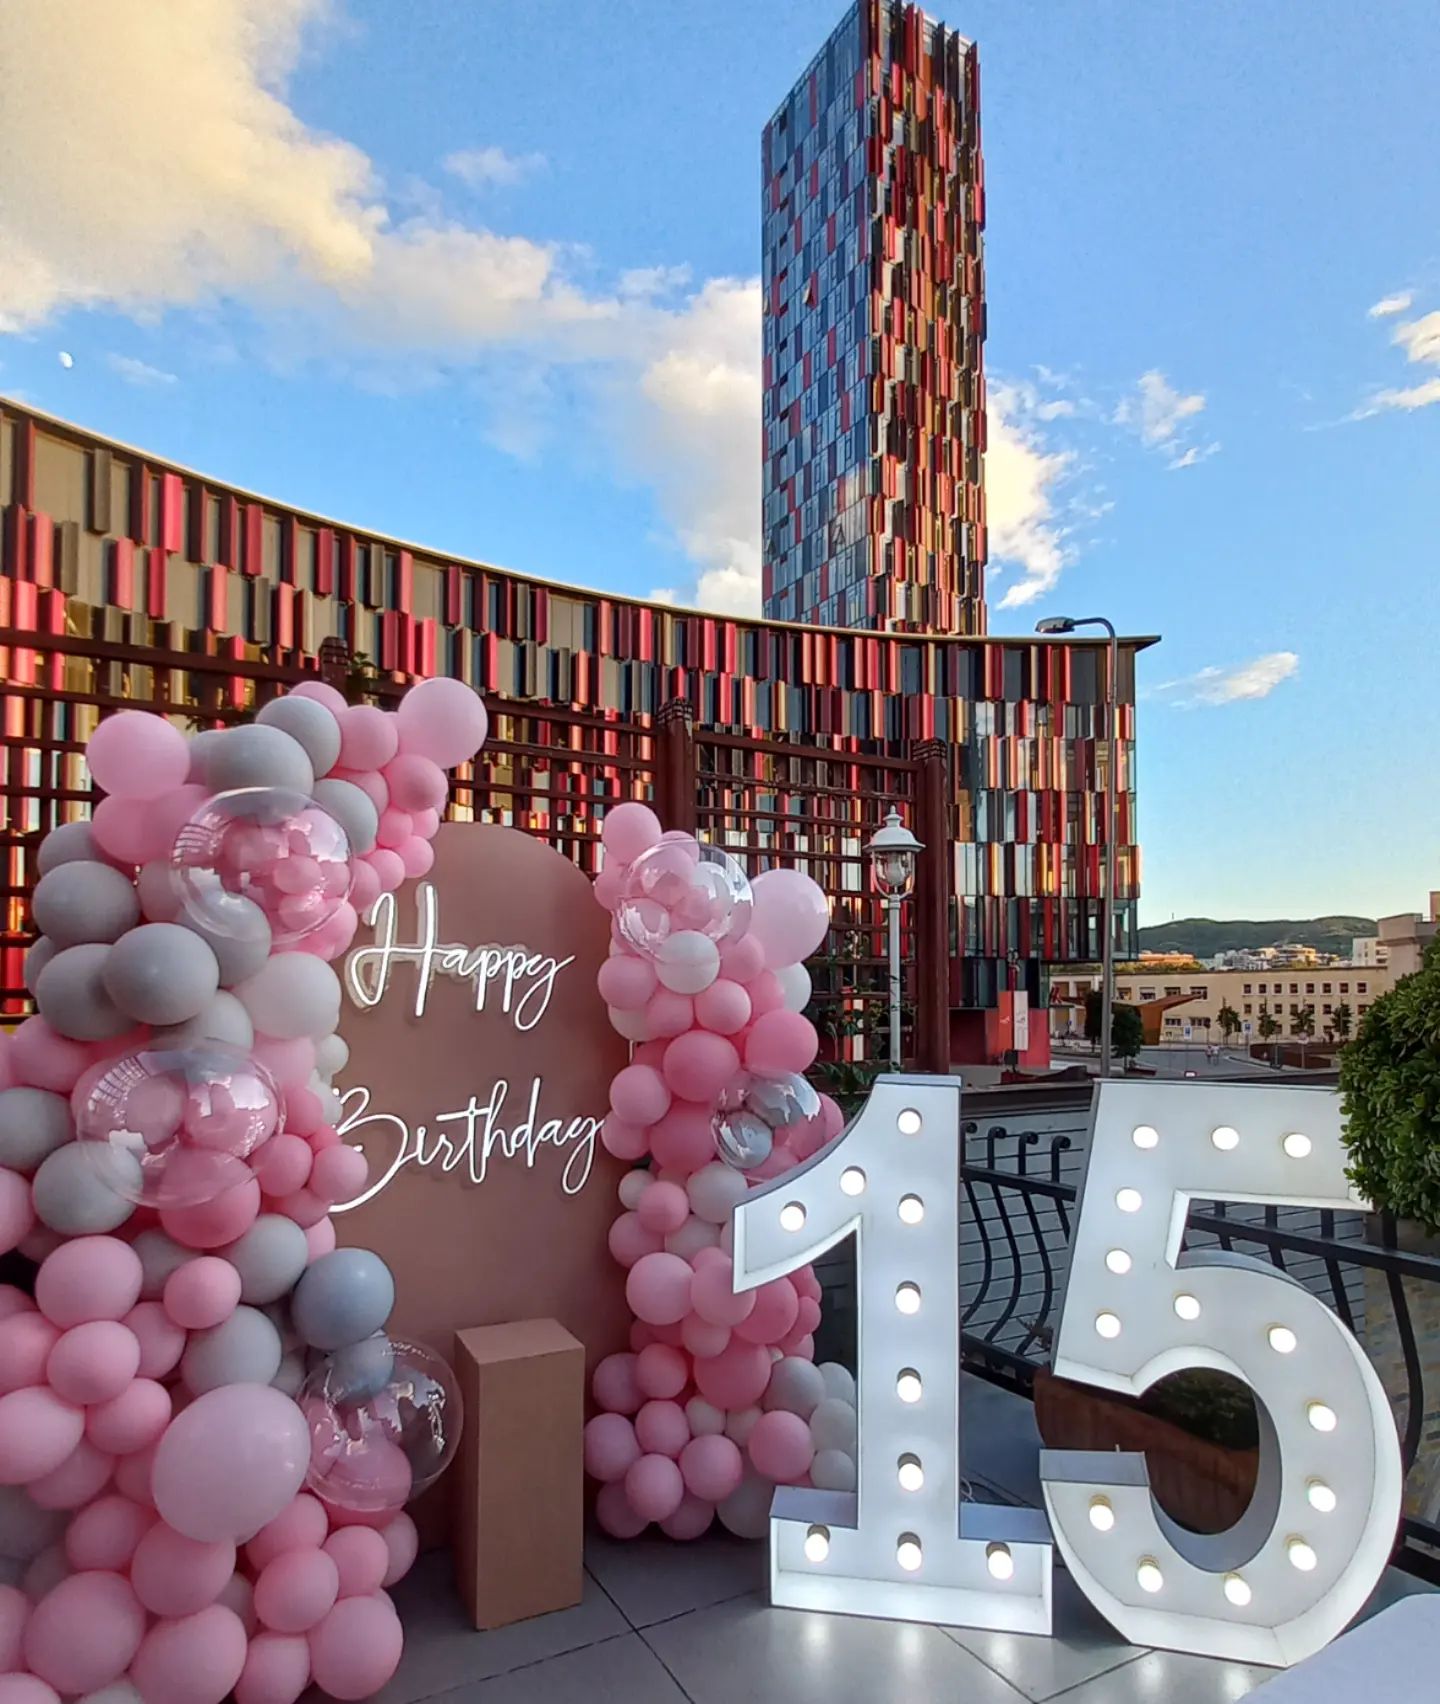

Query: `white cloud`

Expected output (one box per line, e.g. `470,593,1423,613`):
1355,299,1440,417
1392,310,1440,366
984,382,1076,610
619,264,693,299
1115,369,1206,443
443,146,547,190
107,353,177,387
1152,651,1299,708
1368,291,1414,318
1166,440,1221,471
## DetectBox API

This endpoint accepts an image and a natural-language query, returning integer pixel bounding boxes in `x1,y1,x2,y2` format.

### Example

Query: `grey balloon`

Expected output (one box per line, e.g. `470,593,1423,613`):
0,1484,68,1563
0,1087,75,1175
292,1249,395,1351
313,1332,396,1404
179,894,273,987
312,779,378,857
133,1229,193,1299
257,696,342,779
36,819,103,875
32,1141,138,1233
223,1214,309,1305
271,1351,306,1398
151,991,255,1052
35,943,132,1041
23,936,58,996
200,724,315,797
102,922,220,1026
187,728,226,783
31,860,140,947
181,1304,283,1393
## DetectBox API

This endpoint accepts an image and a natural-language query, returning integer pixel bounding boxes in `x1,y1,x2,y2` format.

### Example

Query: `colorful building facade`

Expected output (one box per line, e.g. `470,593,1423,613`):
762,0,987,634
0,399,1146,1058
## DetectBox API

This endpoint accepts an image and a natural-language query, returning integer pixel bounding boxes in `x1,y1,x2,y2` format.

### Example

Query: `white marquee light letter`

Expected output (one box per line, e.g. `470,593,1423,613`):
1040,1081,1402,1668
732,1076,1053,1632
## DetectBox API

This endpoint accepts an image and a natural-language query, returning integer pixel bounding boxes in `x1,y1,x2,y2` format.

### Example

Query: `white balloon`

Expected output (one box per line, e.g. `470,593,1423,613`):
808,1396,858,1453
654,930,720,996
608,1004,650,1043
311,779,378,856
685,1396,727,1438
817,1361,857,1407
314,1033,349,1077
618,1169,650,1210
152,991,255,1051
36,820,101,874
665,1216,721,1259
810,1448,857,1492
200,723,314,796
775,962,812,1013
686,1161,748,1225
762,1357,826,1419
257,695,342,778
236,952,340,1041
717,1468,774,1539
722,1406,763,1448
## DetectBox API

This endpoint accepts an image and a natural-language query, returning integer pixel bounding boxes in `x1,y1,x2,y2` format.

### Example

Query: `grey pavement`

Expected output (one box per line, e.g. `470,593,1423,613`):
377,1376,1433,1703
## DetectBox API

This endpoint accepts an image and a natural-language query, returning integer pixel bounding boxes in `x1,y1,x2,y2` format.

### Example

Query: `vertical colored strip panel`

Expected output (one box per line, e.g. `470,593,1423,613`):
12,417,36,509
243,503,264,577
146,546,168,619
218,496,238,569
207,566,228,633
315,529,336,596
27,514,53,587
397,549,414,613
130,464,150,544
160,474,184,553
110,538,135,607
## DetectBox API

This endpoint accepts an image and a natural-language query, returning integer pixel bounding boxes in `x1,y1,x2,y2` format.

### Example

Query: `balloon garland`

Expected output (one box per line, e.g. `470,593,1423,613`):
0,677,487,1704
585,806,860,1540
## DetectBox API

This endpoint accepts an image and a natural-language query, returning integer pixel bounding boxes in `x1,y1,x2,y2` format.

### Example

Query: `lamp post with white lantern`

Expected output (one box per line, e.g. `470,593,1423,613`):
866,808,923,1070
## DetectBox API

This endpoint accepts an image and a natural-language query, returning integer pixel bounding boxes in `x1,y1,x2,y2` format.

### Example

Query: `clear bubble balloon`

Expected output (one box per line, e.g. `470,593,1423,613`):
299,1338,462,1515
172,787,351,949
617,840,752,959
712,1070,821,1171
73,1043,282,1208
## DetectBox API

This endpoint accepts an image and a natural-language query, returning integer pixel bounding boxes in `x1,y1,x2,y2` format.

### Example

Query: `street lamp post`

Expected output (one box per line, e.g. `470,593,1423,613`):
866,808,923,1071
1036,615,1119,1078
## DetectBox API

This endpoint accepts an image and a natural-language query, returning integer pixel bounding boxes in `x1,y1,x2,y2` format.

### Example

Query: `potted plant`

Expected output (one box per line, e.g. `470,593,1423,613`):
1340,937,1440,1530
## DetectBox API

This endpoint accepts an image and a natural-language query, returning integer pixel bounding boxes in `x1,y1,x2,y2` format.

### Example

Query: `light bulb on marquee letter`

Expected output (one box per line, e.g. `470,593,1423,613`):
730,1076,1053,1634
1039,1081,1402,1669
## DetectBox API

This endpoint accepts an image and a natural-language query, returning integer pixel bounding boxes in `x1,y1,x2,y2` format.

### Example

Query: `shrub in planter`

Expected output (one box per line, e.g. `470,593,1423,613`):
1340,937,1440,1233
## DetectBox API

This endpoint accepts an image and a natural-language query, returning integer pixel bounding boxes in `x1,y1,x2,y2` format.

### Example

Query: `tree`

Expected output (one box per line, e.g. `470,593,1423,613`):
1340,938,1440,1231
1257,1009,1282,1042
1294,1004,1315,1040
1333,1002,1354,1042
1113,1004,1144,1063
1216,1003,1241,1047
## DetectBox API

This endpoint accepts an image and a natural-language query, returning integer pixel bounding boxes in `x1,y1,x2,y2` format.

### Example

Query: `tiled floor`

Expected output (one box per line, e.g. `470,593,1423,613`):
379,1381,1435,1703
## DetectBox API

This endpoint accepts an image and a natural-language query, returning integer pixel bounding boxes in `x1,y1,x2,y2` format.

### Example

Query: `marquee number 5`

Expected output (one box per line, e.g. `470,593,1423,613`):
1039,1080,1402,1668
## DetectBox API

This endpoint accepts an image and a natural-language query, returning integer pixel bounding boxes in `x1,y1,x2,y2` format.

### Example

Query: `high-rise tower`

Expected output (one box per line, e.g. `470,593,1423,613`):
761,1,986,633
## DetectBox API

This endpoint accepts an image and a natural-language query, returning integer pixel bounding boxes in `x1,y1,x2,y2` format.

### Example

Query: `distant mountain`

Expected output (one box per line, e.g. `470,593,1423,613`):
1136,917,1377,959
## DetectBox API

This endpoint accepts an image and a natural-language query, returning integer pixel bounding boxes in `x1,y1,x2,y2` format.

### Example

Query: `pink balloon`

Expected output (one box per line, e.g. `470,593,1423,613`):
323,1526,389,1600
0,1681,58,1704
0,1167,33,1257
397,836,434,880
28,1437,114,1509
0,1387,85,1484
597,954,656,1011
255,1547,340,1633
0,1283,30,1321
164,1257,242,1330
91,794,163,864
153,1385,310,1544
347,857,381,913
734,1278,800,1346
609,1064,671,1128
599,1115,649,1163
86,1377,172,1456
124,1301,187,1378
374,807,413,850
160,1172,261,1249
746,971,785,1019
23,1569,146,1695
607,1210,663,1269
642,988,694,1039
337,706,398,772
87,711,191,800
634,1342,687,1401
693,1339,772,1410
304,1214,337,1262
395,677,487,768
364,847,405,892
594,1480,647,1539
45,1319,139,1405
662,1031,740,1103
236,1630,311,1704
307,1591,403,1701
307,1143,366,1206
131,1522,236,1616
0,1583,26,1672
601,802,662,866
251,1133,312,1196
112,1438,158,1505
252,1036,316,1091
636,1180,690,1236
745,1010,820,1076
680,1312,730,1358
659,1492,715,1540
63,1494,155,1572
718,933,766,983
747,1409,815,1482
0,1312,59,1393
245,1493,329,1573
690,1256,757,1328
583,1413,641,1484
624,1453,685,1523
694,978,753,1035
679,1433,744,1502
290,680,349,715
748,868,831,968
131,1604,248,1704
648,1102,719,1175
377,1511,418,1588
792,1265,823,1305
626,1251,693,1326
590,1352,643,1417
629,1321,655,1352
634,1399,690,1458
217,1569,257,1635
795,1295,822,1336
11,1017,91,1092
411,807,440,839
384,754,447,814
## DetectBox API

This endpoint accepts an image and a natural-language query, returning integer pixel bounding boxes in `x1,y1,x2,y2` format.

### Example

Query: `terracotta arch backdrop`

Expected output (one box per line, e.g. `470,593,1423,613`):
330,822,630,1374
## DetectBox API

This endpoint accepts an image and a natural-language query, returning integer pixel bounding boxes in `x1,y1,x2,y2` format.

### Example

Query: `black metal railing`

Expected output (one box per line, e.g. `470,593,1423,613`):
961,1119,1440,1584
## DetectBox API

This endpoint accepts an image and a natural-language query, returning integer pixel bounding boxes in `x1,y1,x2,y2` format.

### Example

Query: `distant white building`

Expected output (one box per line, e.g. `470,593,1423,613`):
1351,936,1390,968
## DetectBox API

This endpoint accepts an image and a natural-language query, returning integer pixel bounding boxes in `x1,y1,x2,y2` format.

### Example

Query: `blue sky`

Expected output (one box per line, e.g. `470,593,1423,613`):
1,0,1436,925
